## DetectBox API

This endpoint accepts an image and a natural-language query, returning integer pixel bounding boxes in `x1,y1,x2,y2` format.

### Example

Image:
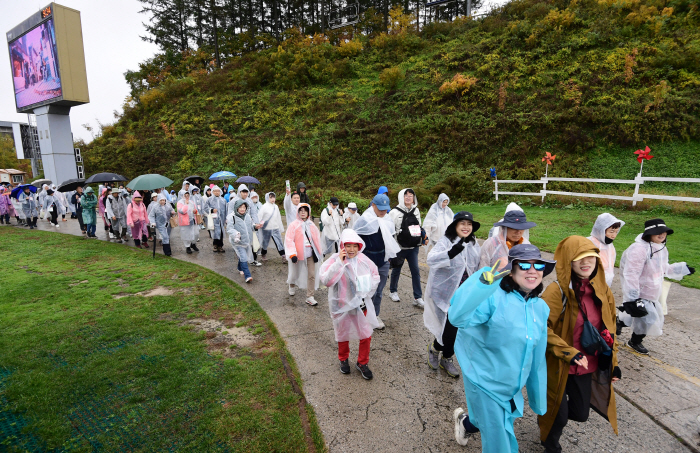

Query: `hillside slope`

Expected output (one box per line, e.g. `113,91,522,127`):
83,0,700,208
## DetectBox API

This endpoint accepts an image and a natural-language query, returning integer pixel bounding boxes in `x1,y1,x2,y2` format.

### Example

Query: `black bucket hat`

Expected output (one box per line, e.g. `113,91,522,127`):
493,210,537,230
446,211,481,237
504,243,556,277
642,218,674,238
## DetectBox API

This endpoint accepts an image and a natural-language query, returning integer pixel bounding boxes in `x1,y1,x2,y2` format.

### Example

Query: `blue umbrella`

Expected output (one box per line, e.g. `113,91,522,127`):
210,171,237,181
236,175,260,185
11,184,36,199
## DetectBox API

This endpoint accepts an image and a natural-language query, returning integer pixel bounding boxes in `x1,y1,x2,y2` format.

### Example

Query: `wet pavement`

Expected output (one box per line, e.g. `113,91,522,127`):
7,216,700,452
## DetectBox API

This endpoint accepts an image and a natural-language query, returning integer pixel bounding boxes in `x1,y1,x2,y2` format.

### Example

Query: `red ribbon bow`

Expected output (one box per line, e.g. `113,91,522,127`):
542,152,556,165
634,146,654,163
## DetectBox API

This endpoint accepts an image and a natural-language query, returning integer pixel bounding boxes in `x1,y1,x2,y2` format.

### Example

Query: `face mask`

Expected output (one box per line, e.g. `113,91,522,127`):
604,237,614,244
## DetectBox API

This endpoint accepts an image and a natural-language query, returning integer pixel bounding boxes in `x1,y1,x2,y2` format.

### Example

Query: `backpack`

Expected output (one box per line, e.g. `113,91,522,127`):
394,207,422,248
319,207,330,232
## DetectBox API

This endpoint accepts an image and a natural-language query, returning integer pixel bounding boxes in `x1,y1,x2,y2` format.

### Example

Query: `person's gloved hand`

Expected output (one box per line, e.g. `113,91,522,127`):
447,239,466,259
291,256,298,264
613,366,622,381
688,266,695,275
479,259,511,285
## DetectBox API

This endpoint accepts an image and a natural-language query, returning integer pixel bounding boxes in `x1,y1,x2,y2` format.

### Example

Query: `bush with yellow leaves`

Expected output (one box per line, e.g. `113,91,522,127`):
439,74,478,97
379,67,405,90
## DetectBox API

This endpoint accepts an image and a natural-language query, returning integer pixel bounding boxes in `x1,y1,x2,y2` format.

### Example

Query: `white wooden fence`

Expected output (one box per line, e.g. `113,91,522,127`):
493,175,700,205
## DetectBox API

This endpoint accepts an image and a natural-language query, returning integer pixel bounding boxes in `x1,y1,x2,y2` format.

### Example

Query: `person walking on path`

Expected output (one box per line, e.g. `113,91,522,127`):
0,187,11,224
80,187,98,238
296,182,310,205
479,203,536,270
388,188,427,308
42,189,64,228
285,203,323,306
424,212,481,379
105,189,128,243
320,197,344,255
10,191,26,226
204,185,227,253
354,194,401,330
19,186,39,229
51,185,69,222
148,193,175,256
177,180,191,202
343,202,360,229
71,187,85,234
127,191,150,249
284,187,301,226
191,186,205,237
320,229,381,380
539,235,621,452
258,192,286,261
177,190,199,254
450,244,554,451
618,219,694,354
226,199,254,283
423,193,454,252
587,213,625,287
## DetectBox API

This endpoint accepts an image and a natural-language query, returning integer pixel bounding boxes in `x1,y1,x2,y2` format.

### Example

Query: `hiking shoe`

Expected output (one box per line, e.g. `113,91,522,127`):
186,247,192,254
306,297,318,306
261,254,268,261
246,277,253,283
340,360,350,374
453,408,478,446
356,362,373,380
428,343,440,370
288,285,296,296
191,244,199,252
374,316,385,330
628,339,649,355
55,224,60,229
390,292,400,302
252,260,263,267
616,317,624,336
440,356,460,378
414,298,425,308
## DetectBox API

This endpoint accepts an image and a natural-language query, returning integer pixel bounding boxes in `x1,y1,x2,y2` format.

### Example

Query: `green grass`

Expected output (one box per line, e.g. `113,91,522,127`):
451,201,699,290
0,228,325,452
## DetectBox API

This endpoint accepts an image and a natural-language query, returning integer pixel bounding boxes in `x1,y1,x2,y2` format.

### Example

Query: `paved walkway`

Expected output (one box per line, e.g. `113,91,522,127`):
7,217,700,452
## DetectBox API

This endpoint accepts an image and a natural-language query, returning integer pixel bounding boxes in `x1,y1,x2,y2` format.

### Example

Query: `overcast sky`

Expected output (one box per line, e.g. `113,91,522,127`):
2,0,507,144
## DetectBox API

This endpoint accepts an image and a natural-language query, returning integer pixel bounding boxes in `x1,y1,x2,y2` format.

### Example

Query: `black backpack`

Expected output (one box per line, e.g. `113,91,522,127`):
394,207,422,248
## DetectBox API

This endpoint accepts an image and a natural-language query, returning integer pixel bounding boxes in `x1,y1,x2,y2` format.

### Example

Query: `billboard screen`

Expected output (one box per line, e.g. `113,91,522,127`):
8,18,62,110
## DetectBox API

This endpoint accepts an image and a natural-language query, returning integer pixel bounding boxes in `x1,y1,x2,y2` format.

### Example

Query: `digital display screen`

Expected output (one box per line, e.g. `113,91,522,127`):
8,18,62,110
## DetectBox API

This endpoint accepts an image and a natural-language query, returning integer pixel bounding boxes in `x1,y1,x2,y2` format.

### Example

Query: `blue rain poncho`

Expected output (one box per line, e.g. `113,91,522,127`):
449,267,549,453
148,193,174,244
204,186,227,240
423,234,480,345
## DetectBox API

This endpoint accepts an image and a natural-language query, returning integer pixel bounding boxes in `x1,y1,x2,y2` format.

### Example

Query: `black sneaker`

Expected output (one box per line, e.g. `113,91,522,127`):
616,317,624,336
340,360,350,374
191,244,199,252
186,247,192,254
356,362,373,380
628,339,649,355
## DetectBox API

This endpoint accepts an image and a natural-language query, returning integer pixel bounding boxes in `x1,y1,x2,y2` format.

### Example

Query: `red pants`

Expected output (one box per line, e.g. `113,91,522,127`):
338,337,371,365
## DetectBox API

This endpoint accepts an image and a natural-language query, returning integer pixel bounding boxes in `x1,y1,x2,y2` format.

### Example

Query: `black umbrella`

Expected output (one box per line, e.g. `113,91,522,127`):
184,175,205,185
84,172,128,185
235,175,261,185
57,178,86,192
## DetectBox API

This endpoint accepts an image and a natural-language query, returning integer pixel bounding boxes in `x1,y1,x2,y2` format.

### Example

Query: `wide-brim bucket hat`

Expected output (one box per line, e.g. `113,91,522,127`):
642,218,674,238
503,243,556,277
493,210,537,230
445,211,481,237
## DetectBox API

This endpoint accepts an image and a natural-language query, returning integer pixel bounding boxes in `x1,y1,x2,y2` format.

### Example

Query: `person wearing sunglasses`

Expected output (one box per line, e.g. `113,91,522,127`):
539,236,621,453
448,243,554,451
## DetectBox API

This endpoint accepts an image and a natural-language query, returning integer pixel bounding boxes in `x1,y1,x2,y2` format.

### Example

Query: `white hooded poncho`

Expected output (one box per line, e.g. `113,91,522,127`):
321,202,344,255
258,193,284,232
423,193,454,247
587,213,625,287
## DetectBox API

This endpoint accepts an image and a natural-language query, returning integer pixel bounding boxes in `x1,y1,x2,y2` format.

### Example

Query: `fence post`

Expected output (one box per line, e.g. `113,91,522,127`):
632,174,641,206
494,181,499,201
541,178,547,203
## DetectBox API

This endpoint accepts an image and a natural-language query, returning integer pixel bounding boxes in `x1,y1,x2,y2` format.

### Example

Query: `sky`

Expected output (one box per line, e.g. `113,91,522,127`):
1,0,508,144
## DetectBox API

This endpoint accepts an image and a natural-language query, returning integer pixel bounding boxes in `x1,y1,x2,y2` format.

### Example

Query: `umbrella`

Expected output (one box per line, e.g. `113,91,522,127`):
184,175,205,185
209,171,237,181
10,184,36,199
84,172,128,185
127,174,174,191
57,178,86,192
236,176,260,185
0,182,10,186
31,178,52,188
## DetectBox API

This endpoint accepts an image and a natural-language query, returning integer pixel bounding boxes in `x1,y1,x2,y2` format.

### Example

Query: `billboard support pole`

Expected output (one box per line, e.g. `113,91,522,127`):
33,105,78,185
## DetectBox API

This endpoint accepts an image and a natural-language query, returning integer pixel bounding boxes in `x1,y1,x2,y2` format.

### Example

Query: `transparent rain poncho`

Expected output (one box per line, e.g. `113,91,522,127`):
480,202,531,270
204,186,227,240
285,203,324,290
423,193,454,248
320,229,381,341
619,233,690,336
587,213,625,287
352,207,401,263
226,199,254,262
148,193,174,244
321,202,344,255
424,234,481,345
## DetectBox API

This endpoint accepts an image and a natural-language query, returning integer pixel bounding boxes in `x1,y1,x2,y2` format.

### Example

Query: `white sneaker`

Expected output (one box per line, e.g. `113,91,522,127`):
306,296,318,306
375,316,385,330
55,224,60,228
253,261,263,267
453,408,470,446
390,292,400,302
245,277,253,283
109,232,115,239
414,298,425,308
288,285,296,296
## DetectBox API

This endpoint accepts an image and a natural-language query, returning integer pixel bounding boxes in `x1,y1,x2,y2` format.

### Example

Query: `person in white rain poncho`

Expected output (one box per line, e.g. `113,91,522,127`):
258,192,286,260
51,185,69,222
19,186,39,229
425,212,482,379
343,202,360,229
284,186,301,226
177,190,200,254
479,202,535,270
177,180,191,202
229,184,263,266
191,187,204,234
320,197,344,255
320,229,381,380
587,213,624,287
105,189,129,243
285,203,324,306
619,219,694,355
227,199,255,283
42,189,65,227
423,193,454,251
250,190,263,255
148,193,175,256
38,184,49,217
204,185,227,253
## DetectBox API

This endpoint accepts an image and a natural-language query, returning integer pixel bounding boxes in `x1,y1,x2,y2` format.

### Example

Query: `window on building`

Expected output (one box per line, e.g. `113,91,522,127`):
12,175,24,184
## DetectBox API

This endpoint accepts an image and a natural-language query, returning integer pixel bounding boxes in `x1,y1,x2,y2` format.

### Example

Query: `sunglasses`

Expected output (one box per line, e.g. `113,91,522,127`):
515,262,546,271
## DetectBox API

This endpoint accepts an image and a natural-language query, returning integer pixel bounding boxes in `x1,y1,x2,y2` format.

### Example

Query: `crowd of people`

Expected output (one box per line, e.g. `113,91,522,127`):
2,178,695,452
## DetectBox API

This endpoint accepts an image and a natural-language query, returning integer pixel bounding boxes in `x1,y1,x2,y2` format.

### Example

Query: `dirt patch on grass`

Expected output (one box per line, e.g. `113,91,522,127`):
113,286,176,299
181,318,259,349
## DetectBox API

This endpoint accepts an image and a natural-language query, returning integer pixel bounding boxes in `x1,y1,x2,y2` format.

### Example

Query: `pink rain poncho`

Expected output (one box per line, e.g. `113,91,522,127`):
127,191,149,240
320,229,381,341
285,203,324,290
587,213,625,287
619,234,691,336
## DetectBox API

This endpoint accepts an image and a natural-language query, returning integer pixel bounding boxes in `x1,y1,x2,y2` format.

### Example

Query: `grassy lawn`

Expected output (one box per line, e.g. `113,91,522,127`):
452,201,700,291
0,228,324,452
